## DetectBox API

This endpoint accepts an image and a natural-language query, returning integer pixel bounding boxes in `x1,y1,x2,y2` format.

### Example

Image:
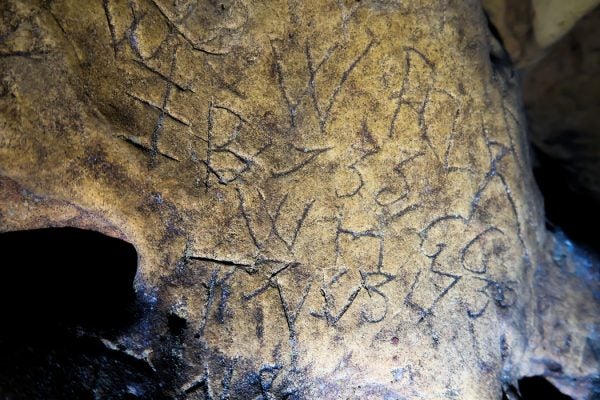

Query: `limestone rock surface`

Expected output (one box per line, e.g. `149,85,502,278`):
0,1,598,399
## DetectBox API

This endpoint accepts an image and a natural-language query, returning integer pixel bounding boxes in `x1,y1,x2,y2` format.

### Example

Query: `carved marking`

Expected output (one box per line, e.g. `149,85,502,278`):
242,260,312,367
194,265,238,337
359,270,396,323
271,37,375,133
182,358,236,400
388,47,435,139
375,151,424,207
204,103,264,187
271,146,332,178
189,254,256,273
309,40,376,133
459,227,505,274
102,0,119,57
133,59,194,93
126,91,190,126
118,134,180,161
149,0,248,56
0,50,48,59
311,268,363,326
336,120,380,198
145,44,179,167
242,260,294,301
335,164,364,198
237,189,315,251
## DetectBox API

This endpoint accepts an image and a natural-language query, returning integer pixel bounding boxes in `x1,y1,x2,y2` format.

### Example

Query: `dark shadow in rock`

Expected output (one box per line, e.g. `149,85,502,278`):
0,227,138,334
532,145,600,255
518,376,573,400
0,227,168,399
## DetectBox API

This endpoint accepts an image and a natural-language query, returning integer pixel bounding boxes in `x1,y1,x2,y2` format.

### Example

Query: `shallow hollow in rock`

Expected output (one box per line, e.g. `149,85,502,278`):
0,227,139,333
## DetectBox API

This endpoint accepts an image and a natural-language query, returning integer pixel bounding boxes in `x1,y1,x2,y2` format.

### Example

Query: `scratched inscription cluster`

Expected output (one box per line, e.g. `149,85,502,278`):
95,0,532,337
0,0,538,396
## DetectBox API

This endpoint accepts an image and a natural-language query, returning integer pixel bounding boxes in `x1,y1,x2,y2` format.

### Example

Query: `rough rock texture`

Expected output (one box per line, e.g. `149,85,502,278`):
0,0,598,399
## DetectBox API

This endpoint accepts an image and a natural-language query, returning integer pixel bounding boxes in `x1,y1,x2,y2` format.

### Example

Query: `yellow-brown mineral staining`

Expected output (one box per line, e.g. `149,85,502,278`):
0,1,598,398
